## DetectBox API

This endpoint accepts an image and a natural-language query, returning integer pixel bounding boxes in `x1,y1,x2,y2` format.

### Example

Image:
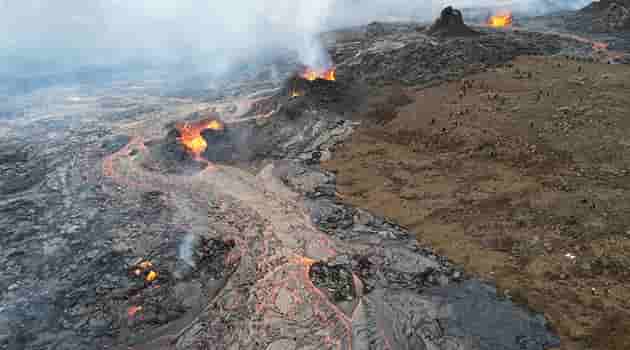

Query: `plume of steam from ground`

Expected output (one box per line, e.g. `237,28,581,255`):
0,0,335,77
178,232,198,269
0,0,592,80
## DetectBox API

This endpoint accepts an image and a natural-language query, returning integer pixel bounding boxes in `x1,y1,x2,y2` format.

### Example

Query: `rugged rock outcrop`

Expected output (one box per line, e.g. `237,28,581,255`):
579,0,630,31
427,6,479,37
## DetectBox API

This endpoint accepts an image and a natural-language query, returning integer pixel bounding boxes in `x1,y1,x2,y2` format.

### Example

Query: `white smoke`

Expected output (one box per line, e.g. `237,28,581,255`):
0,0,590,76
178,232,197,268
0,0,336,75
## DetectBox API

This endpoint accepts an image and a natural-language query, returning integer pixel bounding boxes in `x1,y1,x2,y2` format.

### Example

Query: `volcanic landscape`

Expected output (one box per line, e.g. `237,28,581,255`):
2,2,630,350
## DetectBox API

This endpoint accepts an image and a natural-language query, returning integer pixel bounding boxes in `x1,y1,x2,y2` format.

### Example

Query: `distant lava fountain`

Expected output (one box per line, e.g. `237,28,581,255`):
175,118,225,159
487,11,513,28
300,66,336,81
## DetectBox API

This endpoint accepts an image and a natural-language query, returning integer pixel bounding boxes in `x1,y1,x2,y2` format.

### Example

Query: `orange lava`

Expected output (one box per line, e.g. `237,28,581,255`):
551,32,625,62
175,118,225,158
288,255,316,267
145,270,158,282
300,67,336,81
487,11,513,28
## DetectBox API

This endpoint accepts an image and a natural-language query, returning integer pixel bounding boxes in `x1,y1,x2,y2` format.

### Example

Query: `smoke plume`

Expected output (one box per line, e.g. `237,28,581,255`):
0,0,591,78
178,232,198,268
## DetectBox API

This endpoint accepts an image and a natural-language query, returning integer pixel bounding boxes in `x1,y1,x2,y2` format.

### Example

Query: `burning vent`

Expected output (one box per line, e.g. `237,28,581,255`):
487,11,513,28
175,118,225,159
299,67,336,82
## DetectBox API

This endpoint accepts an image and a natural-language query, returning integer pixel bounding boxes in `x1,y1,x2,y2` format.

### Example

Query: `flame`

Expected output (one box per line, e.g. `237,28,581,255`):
146,270,158,282
487,11,513,28
127,306,143,317
175,118,225,158
300,67,336,81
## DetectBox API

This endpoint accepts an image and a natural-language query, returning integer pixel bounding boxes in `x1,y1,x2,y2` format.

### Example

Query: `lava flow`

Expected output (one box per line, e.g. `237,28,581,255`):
487,11,513,28
548,31,626,63
175,118,225,158
300,67,336,81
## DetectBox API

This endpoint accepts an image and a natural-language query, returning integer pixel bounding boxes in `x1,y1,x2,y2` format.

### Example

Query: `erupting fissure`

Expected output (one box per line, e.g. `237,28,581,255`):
487,11,513,28
300,66,336,81
175,118,225,158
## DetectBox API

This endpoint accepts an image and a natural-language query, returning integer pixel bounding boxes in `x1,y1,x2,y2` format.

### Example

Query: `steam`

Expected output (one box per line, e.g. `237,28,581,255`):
0,0,592,78
178,232,198,268
0,0,336,76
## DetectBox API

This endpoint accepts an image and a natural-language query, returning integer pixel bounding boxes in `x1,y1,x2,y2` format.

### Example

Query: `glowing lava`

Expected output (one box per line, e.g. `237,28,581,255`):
146,270,158,283
300,67,336,81
175,118,225,158
487,11,513,28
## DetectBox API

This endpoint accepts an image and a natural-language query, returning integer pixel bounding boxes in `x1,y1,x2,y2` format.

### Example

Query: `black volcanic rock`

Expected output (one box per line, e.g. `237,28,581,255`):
427,6,479,37
366,21,387,38
579,0,630,31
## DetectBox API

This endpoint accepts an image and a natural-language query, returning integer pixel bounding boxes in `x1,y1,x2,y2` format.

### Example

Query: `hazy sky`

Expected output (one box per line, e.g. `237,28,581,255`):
0,0,590,75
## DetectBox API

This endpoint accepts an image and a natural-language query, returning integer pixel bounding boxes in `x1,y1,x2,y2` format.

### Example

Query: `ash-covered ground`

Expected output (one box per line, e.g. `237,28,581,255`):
2,5,629,350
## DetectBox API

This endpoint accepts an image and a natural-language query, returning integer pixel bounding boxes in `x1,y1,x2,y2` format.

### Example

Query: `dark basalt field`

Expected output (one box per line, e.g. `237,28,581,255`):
2,3,630,350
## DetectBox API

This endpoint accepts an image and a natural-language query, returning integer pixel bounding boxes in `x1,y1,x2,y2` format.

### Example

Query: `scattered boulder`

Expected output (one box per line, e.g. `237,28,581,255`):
427,6,479,37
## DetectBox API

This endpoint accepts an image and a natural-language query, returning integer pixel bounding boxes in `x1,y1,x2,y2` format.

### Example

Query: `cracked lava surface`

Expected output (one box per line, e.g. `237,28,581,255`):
103,132,354,349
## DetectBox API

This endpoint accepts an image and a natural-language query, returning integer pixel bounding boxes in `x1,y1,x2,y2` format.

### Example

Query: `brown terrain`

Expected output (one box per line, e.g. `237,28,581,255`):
324,55,630,350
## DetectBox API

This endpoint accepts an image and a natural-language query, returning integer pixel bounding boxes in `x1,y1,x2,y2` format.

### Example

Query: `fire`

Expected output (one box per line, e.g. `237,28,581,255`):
175,118,225,158
132,260,158,283
146,270,158,282
487,11,513,28
300,67,336,81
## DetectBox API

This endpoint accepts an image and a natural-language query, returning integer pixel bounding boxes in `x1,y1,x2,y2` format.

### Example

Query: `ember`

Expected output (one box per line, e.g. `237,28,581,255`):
175,118,225,158
290,89,304,98
145,270,158,282
132,260,159,283
300,67,336,81
487,11,513,28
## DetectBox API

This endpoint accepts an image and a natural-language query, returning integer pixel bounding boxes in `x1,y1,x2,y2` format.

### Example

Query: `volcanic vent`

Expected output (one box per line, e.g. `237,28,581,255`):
487,10,514,28
427,6,479,37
